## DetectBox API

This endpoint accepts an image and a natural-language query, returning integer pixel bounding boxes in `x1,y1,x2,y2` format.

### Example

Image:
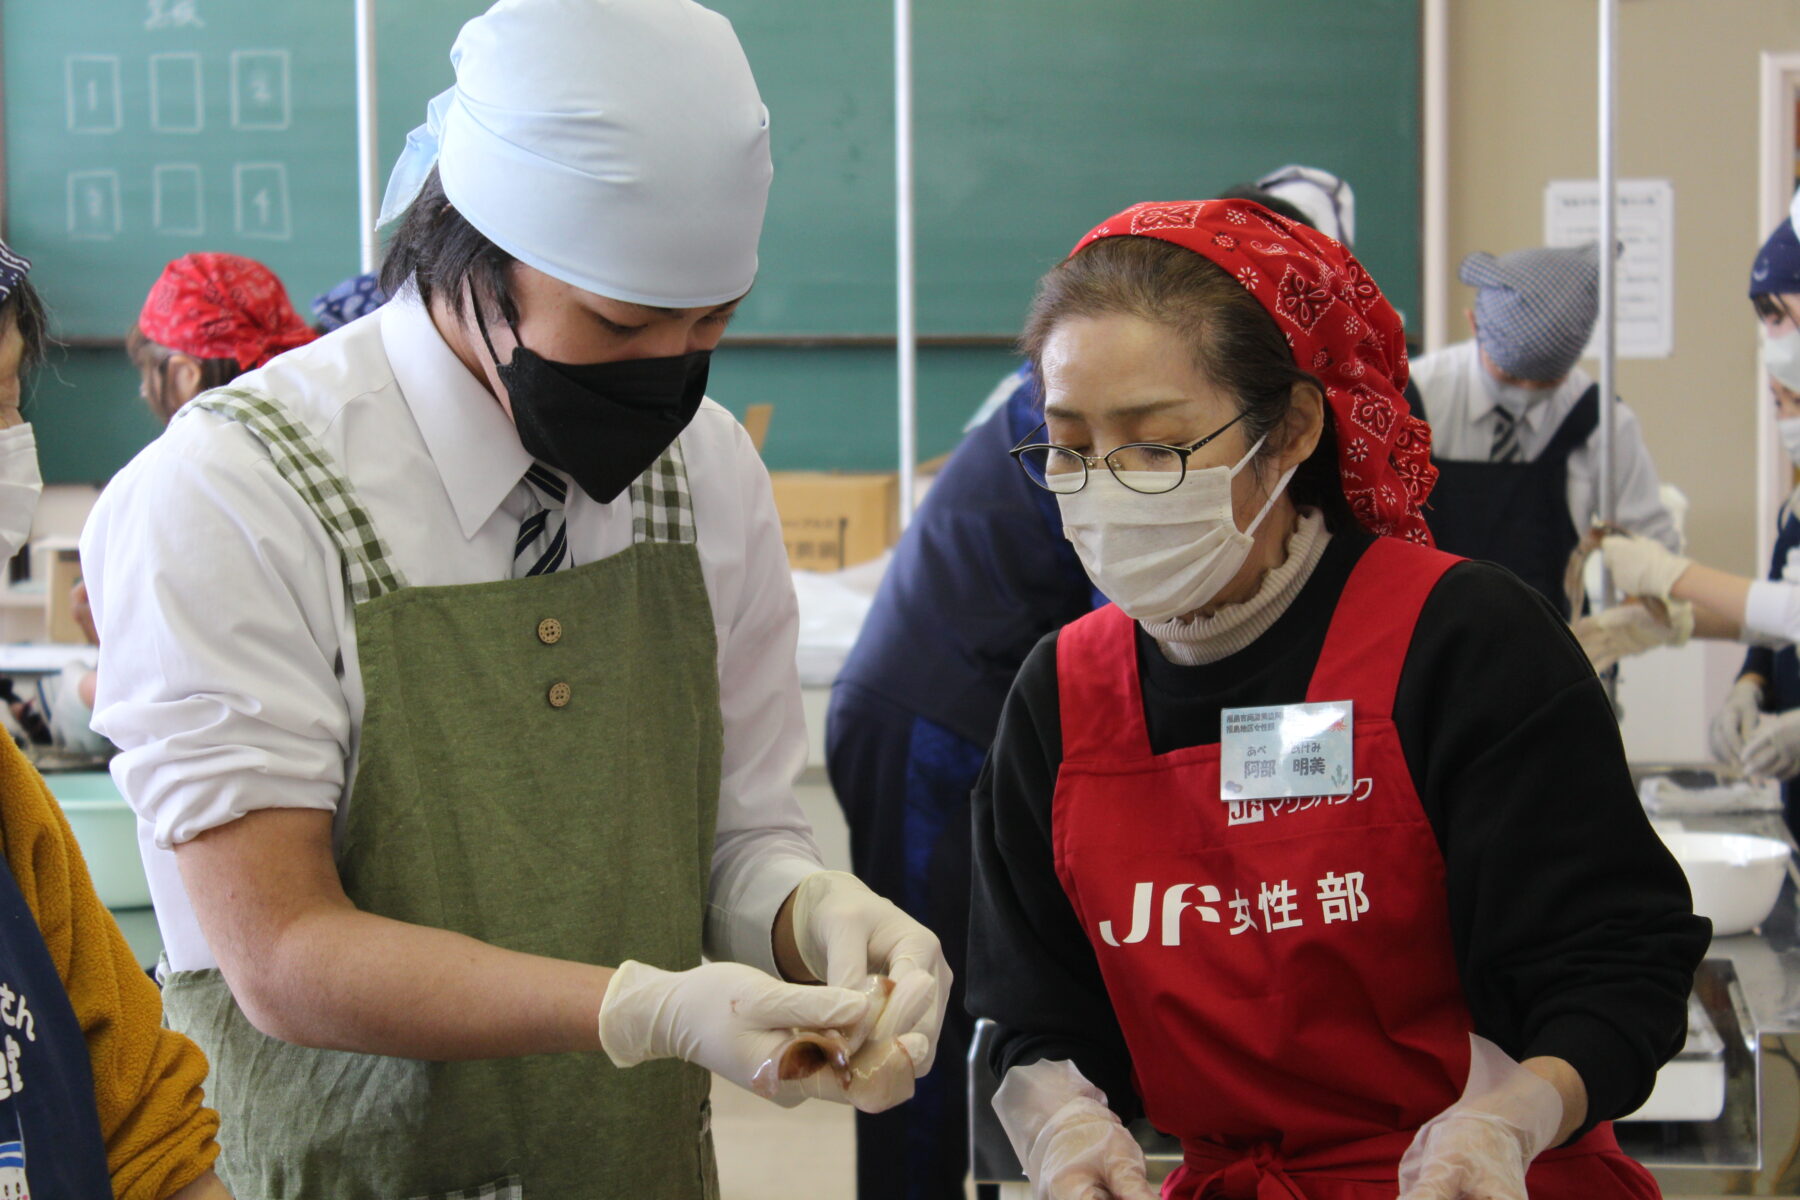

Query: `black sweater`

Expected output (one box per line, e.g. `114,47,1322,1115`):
968,531,1710,1138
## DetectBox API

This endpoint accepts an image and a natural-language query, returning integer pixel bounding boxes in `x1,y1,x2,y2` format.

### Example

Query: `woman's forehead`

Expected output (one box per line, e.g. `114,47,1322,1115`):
1040,316,1230,421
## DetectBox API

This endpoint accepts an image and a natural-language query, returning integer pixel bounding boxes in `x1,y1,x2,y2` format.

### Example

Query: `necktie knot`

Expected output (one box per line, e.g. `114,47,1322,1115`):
515,462,569,576
1490,408,1522,464
524,462,568,508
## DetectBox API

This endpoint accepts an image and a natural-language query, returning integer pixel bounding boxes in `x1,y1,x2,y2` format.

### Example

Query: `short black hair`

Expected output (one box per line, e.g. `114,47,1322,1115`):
1,277,49,373
1753,292,1793,321
1215,185,1316,231
379,166,519,327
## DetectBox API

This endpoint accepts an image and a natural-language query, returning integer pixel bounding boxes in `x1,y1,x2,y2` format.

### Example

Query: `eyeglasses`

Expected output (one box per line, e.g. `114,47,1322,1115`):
1008,412,1247,495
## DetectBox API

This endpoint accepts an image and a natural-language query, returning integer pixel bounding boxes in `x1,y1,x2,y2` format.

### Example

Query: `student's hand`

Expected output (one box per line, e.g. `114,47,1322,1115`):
597,959,872,1107
1570,600,1691,673
1711,678,1766,767
1742,709,1800,781
993,1059,1158,1200
1397,1037,1564,1200
71,580,99,645
787,870,951,1075
1600,534,1692,602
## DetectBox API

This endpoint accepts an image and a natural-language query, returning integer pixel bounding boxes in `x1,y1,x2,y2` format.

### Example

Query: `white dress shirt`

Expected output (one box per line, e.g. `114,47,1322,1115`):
81,297,823,973
1409,339,1680,551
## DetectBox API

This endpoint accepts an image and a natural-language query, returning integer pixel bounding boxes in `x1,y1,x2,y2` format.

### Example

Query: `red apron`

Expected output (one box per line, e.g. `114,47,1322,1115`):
1050,537,1660,1200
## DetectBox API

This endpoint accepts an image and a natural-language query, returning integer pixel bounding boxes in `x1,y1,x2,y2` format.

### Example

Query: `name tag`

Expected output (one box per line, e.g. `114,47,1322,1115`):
1220,701,1354,801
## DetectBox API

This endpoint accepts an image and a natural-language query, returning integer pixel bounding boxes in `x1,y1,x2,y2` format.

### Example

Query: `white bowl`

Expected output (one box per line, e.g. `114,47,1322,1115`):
1660,831,1790,936
47,770,150,910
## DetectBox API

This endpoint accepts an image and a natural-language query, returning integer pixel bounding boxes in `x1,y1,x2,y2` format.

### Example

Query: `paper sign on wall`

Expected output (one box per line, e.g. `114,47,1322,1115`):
1542,178,1674,359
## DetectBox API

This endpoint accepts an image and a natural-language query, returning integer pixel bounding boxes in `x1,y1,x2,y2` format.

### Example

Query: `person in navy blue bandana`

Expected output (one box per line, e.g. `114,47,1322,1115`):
0,239,230,1200
1598,216,1800,831
0,242,44,563
310,271,389,334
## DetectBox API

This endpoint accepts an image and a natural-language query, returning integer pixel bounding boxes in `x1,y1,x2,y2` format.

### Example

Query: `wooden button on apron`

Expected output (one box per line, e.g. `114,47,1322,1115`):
548,681,572,708
537,617,563,645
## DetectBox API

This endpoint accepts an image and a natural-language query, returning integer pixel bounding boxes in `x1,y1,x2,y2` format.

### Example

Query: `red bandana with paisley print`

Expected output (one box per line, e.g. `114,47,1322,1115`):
1070,200,1436,545
139,252,317,372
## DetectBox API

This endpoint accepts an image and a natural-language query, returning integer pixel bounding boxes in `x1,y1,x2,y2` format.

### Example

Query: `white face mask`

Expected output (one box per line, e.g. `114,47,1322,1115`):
1766,328,1800,393
1479,362,1546,417
1057,436,1297,622
1779,415,1800,468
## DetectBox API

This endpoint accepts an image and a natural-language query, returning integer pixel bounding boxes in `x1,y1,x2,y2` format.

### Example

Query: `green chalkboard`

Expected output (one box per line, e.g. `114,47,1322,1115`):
5,0,1418,340
720,0,1422,336
0,0,487,340
2,0,1418,480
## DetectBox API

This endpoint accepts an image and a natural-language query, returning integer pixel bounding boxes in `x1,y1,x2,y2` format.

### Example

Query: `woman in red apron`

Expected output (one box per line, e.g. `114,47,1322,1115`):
967,201,1709,1200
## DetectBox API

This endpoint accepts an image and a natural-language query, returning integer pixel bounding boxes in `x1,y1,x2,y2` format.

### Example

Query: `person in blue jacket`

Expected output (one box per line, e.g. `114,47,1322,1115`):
826,361,1097,1200
827,186,1322,1199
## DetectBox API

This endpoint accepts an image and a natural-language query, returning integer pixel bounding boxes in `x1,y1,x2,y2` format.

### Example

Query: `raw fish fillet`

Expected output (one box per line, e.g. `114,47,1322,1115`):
750,973,923,1109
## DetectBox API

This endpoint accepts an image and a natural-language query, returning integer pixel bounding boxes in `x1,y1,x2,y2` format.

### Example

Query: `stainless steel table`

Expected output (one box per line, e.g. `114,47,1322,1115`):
1619,809,1800,1196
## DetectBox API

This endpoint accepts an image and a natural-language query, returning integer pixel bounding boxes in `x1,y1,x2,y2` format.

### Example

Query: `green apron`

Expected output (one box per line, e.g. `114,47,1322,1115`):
161,387,724,1199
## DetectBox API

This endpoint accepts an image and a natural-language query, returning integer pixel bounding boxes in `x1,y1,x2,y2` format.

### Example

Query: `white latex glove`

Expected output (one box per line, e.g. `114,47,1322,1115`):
1397,1036,1563,1200
993,1059,1158,1200
789,870,951,1075
1711,678,1767,767
598,959,870,1107
1600,534,1692,602
1570,600,1692,673
1743,709,1800,781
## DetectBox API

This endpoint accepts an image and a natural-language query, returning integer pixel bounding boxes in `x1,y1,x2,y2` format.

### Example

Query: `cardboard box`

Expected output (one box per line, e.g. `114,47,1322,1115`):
769,472,899,571
43,543,86,646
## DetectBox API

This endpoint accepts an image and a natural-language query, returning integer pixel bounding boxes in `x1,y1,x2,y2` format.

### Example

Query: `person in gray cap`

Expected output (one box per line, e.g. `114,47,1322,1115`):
79,0,947,1194
1407,242,1678,617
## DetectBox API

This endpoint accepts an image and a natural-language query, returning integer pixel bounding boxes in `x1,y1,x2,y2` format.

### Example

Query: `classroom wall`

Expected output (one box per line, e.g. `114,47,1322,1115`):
1441,0,1800,574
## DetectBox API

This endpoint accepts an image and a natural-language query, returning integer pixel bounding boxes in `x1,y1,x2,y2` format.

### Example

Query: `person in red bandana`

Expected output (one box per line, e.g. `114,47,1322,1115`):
968,200,1707,1200
127,253,316,424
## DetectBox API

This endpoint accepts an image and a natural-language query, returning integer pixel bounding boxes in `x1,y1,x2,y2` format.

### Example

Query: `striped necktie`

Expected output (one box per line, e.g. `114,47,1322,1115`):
1490,408,1523,464
513,462,569,577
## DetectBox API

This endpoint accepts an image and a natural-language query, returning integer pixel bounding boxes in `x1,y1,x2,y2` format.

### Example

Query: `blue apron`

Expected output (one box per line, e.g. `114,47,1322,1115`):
0,851,113,1196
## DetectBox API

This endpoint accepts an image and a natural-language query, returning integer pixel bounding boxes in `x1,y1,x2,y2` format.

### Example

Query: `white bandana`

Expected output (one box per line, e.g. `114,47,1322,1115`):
381,0,772,309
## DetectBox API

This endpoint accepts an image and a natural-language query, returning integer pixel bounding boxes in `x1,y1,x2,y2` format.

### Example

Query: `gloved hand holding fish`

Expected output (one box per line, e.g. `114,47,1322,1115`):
751,969,936,1112
596,956,930,1113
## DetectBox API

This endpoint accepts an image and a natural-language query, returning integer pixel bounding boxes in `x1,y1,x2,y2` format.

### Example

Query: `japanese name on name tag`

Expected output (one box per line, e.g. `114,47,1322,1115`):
1220,701,1354,801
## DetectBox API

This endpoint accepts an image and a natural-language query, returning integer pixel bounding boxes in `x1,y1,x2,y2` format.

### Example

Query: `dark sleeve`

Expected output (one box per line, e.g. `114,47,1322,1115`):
1399,562,1710,1138
967,632,1142,1122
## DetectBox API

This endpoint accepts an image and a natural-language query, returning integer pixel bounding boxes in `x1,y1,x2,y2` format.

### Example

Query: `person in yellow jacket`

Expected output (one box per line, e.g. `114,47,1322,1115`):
0,732,229,1196
0,233,227,1196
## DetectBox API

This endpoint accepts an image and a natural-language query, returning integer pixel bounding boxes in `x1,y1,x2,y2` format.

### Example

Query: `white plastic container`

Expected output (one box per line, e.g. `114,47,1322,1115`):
1660,830,1790,937
47,770,151,910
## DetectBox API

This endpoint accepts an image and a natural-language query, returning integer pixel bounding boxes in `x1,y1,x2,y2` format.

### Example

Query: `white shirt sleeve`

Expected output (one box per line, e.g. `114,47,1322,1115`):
81,416,352,850
701,417,825,974
1568,402,1681,550
1744,580,1800,648
0,423,42,560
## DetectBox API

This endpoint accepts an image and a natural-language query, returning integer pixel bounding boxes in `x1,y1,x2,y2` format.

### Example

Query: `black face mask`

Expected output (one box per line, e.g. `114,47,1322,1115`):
475,301,710,505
